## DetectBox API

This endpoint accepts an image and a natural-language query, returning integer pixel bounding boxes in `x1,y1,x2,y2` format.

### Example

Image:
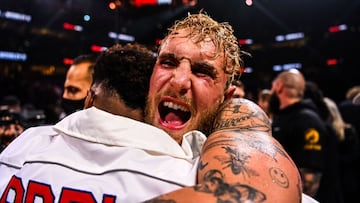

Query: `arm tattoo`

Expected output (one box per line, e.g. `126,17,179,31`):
269,167,289,188
214,146,259,177
198,160,208,170
206,98,292,163
202,133,291,162
144,170,267,203
212,99,271,133
195,170,266,203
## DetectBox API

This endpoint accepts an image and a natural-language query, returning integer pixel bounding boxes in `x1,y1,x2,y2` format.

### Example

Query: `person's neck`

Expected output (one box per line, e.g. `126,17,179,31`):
280,98,301,110
93,93,143,122
96,103,143,122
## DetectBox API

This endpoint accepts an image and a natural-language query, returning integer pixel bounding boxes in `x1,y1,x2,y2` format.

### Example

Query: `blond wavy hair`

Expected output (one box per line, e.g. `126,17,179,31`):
160,11,249,86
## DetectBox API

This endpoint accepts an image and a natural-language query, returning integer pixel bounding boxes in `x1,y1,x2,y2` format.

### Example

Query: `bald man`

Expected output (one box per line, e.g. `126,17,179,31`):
269,69,332,202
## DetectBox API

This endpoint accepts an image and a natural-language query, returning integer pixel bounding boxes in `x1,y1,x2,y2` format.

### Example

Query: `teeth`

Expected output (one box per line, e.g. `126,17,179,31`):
163,101,189,112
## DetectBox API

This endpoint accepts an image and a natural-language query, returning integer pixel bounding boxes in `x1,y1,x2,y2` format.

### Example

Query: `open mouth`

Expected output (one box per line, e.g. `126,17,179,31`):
159,101,191,126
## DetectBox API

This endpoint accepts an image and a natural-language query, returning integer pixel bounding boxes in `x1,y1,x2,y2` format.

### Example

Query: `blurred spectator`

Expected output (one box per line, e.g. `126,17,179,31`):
0,95,21,113
338,85,360,134
324,97,359,203
27,82,64,125
20,103,46,128
257,89,272,120
304,81,344,203
270,69,334,202
353,92,360,105
231,79,245,98
0,109,24,152
304,82,330,121
62,54,97,116
0,94,47,128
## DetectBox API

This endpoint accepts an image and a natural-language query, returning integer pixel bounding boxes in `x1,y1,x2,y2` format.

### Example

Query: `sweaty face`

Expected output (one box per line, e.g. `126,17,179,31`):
145,29,230,144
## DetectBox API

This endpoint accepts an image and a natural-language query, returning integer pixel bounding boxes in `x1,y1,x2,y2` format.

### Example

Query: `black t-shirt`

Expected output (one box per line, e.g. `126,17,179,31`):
272,99,327,171
272,99,344,203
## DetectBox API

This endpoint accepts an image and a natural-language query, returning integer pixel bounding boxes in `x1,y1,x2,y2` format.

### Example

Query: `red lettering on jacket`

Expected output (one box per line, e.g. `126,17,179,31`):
103,195,116,203
0,176,24,203
25,180,54,203
1,176,116,203
59,188,96,203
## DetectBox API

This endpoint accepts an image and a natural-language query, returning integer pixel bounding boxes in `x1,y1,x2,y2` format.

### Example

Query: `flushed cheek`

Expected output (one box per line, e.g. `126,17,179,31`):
197,95,222,112
193,83,223,111
148,68,171,94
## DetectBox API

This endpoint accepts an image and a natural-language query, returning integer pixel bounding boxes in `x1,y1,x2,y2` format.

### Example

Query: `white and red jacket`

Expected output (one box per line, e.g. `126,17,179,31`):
0,107,206,203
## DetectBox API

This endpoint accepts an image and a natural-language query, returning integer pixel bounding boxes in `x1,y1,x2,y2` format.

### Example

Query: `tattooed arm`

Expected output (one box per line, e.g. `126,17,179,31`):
197,98,302,202
144,98,302,203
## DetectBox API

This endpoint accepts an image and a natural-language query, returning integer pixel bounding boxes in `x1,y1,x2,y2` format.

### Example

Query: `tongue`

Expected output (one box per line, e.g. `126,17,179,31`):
164,112,183,125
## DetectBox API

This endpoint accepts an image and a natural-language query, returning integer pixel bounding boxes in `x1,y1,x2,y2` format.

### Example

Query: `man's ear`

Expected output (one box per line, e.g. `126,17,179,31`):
84,89,95,109
224,86,236,101
277,82,286,94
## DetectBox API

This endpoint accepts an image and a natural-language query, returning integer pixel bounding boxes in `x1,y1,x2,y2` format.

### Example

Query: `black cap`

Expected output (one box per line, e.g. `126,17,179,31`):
0,109,22,125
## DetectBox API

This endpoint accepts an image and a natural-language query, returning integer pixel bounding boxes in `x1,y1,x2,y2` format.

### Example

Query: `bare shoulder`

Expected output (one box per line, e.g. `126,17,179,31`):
143,99,302,202
197,98,302,202
211,98,271,133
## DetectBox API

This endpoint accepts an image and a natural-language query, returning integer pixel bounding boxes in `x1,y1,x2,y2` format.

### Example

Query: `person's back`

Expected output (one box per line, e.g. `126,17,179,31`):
338,85,360,134
337,86,360,202
270,69,328,202
0,43,206,202
304,81,344,203
324,97,360,203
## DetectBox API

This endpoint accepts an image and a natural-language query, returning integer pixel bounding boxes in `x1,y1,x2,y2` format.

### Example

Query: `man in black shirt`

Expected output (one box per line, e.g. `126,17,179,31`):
269,69,337,202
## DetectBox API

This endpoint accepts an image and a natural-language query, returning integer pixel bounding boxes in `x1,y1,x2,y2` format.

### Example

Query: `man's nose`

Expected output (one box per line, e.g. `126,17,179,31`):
170,62,191,95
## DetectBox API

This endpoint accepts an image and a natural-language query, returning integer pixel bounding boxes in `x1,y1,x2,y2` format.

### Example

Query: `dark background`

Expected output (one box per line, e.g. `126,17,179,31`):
1,0,359,103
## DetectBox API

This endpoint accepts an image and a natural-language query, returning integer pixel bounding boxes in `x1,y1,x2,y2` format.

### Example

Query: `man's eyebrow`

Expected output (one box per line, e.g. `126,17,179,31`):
158,53,176,60
158,53,218,76
193,61,218,75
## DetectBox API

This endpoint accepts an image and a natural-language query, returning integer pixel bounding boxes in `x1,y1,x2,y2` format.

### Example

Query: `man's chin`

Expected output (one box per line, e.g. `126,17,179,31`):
164,129,187,144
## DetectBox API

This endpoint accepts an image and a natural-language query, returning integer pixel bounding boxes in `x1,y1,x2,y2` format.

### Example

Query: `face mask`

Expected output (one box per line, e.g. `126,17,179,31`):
269,93,280,114
61,98,86,115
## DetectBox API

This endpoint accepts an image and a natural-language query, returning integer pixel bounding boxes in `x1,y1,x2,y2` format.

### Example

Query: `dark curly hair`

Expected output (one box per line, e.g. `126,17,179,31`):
92,43,156,110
